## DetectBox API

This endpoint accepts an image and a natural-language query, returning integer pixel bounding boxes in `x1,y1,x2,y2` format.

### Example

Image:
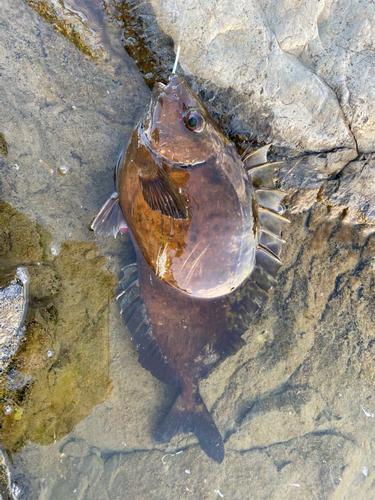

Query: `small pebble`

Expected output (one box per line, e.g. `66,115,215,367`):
58,165,69,175
4,405,12,415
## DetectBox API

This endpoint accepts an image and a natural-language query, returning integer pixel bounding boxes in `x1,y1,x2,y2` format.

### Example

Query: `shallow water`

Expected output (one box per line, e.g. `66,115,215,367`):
1,1,375,499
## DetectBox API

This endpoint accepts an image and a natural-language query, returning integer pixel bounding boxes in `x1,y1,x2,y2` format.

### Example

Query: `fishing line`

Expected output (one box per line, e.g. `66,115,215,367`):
171,0,187,73
172,44,181,74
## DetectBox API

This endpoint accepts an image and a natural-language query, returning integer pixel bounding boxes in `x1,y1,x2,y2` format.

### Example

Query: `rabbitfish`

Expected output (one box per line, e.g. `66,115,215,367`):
92,74,288,462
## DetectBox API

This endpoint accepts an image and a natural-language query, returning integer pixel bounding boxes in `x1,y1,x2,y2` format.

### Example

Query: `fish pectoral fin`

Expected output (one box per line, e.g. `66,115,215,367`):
90,192,128,238
139,166,188,220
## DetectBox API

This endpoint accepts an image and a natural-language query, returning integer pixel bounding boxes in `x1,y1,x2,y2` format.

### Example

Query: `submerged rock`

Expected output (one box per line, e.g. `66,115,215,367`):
8,204,375,500
0,201,115,453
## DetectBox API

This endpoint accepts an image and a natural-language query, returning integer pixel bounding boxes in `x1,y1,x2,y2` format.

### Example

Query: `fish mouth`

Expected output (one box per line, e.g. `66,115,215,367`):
139,124,205,169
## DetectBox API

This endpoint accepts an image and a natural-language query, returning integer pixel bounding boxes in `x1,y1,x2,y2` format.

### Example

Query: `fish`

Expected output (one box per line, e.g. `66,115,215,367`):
92,73,289,463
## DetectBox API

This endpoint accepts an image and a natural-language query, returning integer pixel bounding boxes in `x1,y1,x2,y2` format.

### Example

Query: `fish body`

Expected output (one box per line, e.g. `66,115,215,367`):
118,75,257,298
92,74,288,462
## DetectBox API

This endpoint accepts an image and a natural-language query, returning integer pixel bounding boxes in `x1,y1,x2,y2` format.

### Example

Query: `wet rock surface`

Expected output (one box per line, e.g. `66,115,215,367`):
0,0,149,244
1,0,375,499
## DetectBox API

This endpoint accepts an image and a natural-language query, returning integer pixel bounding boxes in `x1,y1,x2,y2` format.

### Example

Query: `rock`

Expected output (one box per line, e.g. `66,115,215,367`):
0,267,29,372
25,0,106,58
0,446,18,500
6,368,33,392
148,0,356,153
319,153,375,225
298,0,375,153
7,203,375,500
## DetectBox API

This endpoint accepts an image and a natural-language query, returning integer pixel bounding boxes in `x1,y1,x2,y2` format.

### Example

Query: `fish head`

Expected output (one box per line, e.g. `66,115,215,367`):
141,74,227,167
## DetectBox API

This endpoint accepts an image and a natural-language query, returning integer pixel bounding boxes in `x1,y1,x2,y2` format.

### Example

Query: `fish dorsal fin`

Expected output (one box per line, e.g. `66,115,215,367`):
217,146,289,367
91,192,128,238
256,245,282,277
246,154,288,298
256,188,286,213
248,162,283,188
259,230,285,258
258,207,290,238
139,165,188,220
242,144,271,166
116,263,182,388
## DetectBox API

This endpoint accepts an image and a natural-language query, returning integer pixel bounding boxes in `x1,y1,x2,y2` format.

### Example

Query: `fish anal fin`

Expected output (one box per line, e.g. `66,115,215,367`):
117,264,182,388
91,192,128,238
153,390,224,463
139,166,188,220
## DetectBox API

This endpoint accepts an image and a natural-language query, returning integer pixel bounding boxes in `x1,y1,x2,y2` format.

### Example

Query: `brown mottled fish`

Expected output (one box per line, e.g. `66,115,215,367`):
92,74,289,463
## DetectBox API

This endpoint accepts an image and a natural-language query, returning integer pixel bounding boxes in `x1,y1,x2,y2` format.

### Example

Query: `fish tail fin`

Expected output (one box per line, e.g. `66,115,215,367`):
153,390,224,463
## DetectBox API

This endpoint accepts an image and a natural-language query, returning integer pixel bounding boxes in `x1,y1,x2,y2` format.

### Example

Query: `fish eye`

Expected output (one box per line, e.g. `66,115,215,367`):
184,110,206,133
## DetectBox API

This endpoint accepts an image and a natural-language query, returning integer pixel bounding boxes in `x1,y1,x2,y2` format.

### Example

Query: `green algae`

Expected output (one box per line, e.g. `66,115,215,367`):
0,201,116,453
109,0,176,89
25,0,95,57
0,133,8,158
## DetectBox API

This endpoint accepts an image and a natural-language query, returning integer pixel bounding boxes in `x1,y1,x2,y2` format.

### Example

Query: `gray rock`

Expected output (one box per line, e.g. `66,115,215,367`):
0,446,18,500
298,0,375,153
0,267,29,372
149,0,356,151
320,153,375,225
6,368,33,392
